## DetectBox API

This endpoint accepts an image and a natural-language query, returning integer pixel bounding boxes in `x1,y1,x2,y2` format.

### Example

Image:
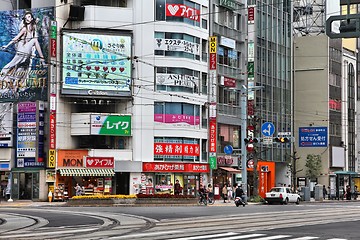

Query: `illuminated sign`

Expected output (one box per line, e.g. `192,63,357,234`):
90,114,131,136
61,31,132,97
165,4,200,22
154,143,200,156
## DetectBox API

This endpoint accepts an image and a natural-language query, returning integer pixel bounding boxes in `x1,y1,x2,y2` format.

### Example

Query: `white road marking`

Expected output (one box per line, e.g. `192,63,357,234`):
109,230,183,239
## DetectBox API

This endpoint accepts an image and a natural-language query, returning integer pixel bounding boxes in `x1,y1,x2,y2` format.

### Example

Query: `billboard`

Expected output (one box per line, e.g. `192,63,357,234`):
61,31,132,97
0,8,54,102
299,127,328,147
90,114,131,136
0,103,13,147
16,101,45,168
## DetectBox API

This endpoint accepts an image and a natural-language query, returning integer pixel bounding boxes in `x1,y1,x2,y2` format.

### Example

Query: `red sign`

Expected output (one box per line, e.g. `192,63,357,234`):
248,7,255,21
50,39,56,58
209,119,217,152
85,157,114,168
154,143,200,156
166,4,200,22
143,162,209,173
329,99,341,111
49,113,56,149
209,53,217,70
247,100,254,116
224,77,236,87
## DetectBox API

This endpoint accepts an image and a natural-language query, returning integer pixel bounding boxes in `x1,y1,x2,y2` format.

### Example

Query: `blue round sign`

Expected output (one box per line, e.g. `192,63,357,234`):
224,145,233,155
261,122,275,136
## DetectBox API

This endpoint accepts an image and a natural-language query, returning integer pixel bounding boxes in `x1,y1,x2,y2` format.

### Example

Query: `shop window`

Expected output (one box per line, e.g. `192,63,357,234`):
155,174,172,194
77,136,128,149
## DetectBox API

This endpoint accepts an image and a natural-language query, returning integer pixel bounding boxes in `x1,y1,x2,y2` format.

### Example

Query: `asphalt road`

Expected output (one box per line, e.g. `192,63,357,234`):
0,201,359,239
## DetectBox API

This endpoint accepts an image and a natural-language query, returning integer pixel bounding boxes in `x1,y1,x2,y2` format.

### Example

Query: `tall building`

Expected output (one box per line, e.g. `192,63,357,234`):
293,0,359,197
247,0,293,196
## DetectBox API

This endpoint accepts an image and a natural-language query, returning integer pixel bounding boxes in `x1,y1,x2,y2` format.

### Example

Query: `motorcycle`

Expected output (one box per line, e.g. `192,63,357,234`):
234,196,245,207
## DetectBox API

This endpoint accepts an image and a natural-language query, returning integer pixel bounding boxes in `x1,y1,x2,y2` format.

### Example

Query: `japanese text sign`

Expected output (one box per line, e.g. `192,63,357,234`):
154,143,200,156
85,157,114,168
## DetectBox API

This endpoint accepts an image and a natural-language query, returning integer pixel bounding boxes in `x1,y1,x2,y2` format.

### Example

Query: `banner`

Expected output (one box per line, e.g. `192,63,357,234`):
0,8,54,102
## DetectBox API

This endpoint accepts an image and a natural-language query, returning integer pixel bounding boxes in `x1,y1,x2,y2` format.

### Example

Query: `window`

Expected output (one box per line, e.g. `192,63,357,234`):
156,67,203,94
154,102,200,126
218,47,238,67
18,0,31,9
78,0,127,7
154,137,200,162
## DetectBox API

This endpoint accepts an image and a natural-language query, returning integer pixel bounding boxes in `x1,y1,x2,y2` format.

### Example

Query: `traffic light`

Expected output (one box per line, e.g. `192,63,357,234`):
274,137,290,143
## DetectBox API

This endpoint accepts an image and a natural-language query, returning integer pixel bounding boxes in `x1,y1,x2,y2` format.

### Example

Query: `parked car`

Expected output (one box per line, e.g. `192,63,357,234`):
265,187,301,205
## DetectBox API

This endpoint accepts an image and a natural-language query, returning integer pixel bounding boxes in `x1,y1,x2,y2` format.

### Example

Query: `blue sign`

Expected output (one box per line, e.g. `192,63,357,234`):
261,122,275,136
299,127,327,147
224,145,233,155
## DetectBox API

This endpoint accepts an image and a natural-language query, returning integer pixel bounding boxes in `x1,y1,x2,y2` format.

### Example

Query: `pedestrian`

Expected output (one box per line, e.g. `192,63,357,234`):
74,183,82,196
346,185,351,200
322,185,327,199
174,179,181,195
222,184,228,203
227,184,232,202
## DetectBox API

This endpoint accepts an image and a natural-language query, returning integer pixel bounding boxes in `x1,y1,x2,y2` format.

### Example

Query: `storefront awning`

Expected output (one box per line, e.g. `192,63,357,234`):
59,168,115,177
219,167,241,173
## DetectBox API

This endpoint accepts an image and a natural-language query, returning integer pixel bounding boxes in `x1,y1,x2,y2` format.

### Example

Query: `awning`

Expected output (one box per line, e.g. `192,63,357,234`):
59,168,115,177
334,171,358,176
219,167,241,173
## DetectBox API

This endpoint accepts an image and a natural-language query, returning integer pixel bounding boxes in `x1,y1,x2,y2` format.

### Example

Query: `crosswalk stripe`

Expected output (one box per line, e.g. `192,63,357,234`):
168,232,238,240
251,235,291,240
209,233,267,240
289,237,319,240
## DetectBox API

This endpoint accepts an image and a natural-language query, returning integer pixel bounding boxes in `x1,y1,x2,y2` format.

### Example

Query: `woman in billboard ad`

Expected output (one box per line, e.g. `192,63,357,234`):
0,8,54,101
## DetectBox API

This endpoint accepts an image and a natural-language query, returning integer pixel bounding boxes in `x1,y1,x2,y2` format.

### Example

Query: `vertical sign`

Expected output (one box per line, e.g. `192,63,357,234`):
208,36,217,170
48,20,57,168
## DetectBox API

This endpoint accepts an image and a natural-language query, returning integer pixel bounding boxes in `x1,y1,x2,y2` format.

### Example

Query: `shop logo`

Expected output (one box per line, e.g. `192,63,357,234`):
167,5,179,15
63,158,83,167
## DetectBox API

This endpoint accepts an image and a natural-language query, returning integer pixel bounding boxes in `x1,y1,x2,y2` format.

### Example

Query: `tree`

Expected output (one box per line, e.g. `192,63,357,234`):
305,154,322,181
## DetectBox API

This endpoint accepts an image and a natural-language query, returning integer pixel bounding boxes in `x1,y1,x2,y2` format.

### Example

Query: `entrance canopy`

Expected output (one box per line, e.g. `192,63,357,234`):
219,167,241,173
59,168,115,177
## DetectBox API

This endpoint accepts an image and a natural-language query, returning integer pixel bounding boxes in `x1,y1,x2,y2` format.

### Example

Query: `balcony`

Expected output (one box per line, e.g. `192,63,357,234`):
218,103,241,117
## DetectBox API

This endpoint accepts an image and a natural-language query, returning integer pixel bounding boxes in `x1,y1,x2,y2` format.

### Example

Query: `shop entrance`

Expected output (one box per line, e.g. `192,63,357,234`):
116,172,129,195
19,173,31,199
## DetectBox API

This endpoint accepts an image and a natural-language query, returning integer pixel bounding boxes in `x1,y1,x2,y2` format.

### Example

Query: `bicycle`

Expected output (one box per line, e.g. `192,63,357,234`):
198,192,208,206
207,192,215,205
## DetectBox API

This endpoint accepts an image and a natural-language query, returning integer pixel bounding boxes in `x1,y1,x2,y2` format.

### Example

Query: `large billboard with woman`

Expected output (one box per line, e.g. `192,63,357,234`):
0,7,54,102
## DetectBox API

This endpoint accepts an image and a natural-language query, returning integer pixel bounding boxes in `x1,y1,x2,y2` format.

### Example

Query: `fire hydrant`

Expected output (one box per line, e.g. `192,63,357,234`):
48,191,53,202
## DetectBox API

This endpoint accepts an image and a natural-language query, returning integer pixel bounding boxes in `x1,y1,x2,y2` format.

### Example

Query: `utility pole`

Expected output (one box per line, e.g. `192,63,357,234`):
240,90,248,203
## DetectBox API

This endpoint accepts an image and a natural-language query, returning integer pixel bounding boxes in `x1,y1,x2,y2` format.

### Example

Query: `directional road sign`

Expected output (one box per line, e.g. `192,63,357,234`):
224,145,233,155
261,122,275,137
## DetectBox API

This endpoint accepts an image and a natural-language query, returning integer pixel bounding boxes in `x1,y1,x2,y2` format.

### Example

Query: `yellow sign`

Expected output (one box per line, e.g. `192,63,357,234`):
48,149,56,168
209,36,217,54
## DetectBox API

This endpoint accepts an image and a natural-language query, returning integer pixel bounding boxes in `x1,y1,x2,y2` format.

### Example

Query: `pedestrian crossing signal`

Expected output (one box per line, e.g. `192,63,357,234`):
274,137,290,143
244,138,259,144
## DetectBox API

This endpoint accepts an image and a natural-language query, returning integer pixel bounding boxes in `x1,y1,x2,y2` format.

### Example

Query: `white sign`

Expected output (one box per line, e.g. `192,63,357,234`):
154,38,200,55
220,36,236,49
156,73,198,88
278,132,291,136
262,137,273,145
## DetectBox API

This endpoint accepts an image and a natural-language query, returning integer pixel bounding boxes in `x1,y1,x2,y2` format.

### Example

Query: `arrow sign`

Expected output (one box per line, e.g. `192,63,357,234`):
261,122,275,137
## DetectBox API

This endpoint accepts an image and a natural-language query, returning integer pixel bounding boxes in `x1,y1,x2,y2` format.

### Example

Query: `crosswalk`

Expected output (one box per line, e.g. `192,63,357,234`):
110,231,348,240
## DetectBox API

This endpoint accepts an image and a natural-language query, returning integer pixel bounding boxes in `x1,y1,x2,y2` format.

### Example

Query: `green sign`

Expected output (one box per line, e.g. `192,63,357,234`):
248,62,254,78
209,156,217,169
91,115,131,136
220,0,236,10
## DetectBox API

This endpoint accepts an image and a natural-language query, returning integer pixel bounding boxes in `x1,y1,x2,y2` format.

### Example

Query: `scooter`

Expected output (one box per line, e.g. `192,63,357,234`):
234,196,245,207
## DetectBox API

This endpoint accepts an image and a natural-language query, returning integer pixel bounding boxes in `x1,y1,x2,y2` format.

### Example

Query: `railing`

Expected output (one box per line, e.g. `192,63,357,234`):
217,103,241,116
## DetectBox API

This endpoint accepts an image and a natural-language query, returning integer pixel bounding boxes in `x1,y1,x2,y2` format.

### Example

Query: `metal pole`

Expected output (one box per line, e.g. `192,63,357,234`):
241,91,248,203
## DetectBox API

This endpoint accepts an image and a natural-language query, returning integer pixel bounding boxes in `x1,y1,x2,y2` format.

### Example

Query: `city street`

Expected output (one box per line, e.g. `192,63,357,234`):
0,201,359,239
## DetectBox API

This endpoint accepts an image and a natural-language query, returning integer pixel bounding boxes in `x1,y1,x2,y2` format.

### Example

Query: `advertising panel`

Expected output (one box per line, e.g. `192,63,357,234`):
0,103,13,147
154,143,200,156
0,8,54,102
90,114,131,136
142,162,209,173
156,73,198,89
16,101,44,168
154,39,200,55
57,149,88,168
61,31,132,97
85,156,114,168
154,114,200,126
165,4,200,22
299,127,328,147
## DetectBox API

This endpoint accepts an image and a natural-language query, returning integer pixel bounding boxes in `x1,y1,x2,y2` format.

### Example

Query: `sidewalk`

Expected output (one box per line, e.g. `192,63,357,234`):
0,199,67,207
